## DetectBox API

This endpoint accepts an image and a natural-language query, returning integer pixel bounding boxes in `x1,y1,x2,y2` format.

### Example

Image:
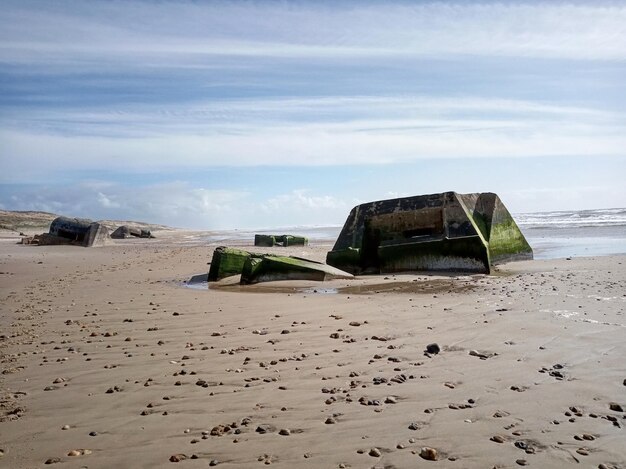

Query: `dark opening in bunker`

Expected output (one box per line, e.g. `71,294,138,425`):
57,229,85,242
403,227,437,239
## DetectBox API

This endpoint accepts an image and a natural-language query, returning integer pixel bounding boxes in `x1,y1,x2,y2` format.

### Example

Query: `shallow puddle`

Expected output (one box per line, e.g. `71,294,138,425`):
185,277,477,295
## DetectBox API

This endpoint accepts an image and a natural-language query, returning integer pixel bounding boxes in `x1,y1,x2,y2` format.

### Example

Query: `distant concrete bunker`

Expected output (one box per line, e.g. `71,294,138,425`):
111,225,154,239
326,192,532,275
254,234,308,247
41,216,109,247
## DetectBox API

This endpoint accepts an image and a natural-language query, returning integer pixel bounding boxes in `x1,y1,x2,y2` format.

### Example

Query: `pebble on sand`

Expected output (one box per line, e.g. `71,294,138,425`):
425,343,440,354
369,448,381,457
67,449,91,457
45,457,61,465
419,447,438,461
169,454,187,462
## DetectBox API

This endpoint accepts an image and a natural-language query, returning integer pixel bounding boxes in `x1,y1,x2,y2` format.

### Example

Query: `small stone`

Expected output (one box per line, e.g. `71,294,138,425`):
256,424,276,434
209,460,219,466
369,448,381,457
67,450,81,457
61,425,70,430
45,457,61,464
278,428,290,436
490,435,506,443
88,431,97,437
516,459,528,466
609,403,624,412
425,343,440,354
349,321,361,327
325,417,336,424
582,434,595,441
420,447,438,461
170,454,187,462
385,396,397,404
576,448,589,456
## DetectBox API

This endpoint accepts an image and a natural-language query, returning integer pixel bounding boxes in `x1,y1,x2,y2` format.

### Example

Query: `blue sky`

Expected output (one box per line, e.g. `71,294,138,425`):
1,1,625,229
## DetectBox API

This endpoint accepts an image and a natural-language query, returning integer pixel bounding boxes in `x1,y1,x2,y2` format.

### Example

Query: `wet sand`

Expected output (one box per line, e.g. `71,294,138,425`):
1,233,625,468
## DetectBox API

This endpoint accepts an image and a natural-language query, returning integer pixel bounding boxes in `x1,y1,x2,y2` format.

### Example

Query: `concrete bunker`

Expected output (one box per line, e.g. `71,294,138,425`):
40,216,109,247
208,246,352,285
111,225,154,239
326,192,532,275
254,234,308,247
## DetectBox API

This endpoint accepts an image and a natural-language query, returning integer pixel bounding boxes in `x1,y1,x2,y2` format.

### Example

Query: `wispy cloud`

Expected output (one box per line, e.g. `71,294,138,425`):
2,93,625,182
2,2,626,65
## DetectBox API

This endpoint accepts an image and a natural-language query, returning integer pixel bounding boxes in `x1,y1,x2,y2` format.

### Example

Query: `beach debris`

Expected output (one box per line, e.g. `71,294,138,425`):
254,234,308,247
326,192,532,275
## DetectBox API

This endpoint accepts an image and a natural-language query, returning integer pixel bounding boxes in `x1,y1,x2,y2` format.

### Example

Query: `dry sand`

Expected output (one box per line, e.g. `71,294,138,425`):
1,231,625,468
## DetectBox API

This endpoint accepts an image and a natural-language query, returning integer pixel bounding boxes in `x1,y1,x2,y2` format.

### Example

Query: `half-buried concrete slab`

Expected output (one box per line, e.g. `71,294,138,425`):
241,255,353,284
207,246,353,284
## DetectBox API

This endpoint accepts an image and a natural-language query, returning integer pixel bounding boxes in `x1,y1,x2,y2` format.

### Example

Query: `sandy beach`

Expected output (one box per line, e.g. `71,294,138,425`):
1,232,625,468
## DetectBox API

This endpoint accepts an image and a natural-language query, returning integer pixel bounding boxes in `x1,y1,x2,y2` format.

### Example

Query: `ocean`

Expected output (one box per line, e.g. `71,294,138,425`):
204,208,626,261
515,207,626,259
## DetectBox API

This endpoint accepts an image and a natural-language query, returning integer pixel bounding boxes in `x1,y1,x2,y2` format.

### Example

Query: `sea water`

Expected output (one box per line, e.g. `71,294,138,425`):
202,208,626,260
516,208,626,259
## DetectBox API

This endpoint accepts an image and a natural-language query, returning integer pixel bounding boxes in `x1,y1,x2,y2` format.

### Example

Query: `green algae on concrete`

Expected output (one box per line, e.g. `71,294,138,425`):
254,234,308,247
378,236,490,273
208,246,353,284
241,255,353,284
208,246,254,281
254,234,276,247
327,191,532,275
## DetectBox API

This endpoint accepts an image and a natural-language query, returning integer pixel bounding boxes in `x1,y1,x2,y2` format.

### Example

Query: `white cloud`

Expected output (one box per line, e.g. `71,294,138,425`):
1,181,252,229
2,2,626,64
2,94,625,182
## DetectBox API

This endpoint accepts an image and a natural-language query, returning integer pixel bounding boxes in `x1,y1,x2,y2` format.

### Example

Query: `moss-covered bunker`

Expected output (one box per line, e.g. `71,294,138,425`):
326,192,532,275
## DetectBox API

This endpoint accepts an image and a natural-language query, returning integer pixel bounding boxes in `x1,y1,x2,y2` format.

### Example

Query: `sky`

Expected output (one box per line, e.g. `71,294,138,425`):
1,0,625,229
